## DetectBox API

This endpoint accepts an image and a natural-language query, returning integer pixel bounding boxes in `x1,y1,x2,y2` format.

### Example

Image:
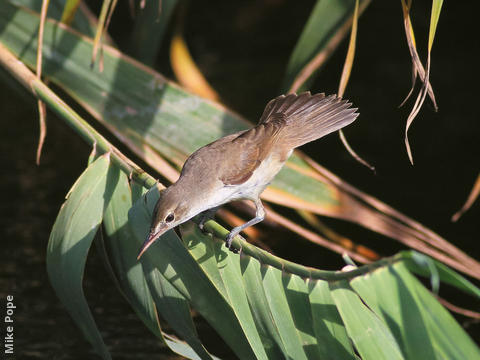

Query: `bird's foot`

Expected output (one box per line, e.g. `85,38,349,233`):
225,232,239,254
198,216,215,235
198,220,208,234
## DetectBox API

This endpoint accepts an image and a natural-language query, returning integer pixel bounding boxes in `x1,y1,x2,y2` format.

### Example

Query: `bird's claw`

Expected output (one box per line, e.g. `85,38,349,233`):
198,217,215,235
198,222,209,234
225,233,238,253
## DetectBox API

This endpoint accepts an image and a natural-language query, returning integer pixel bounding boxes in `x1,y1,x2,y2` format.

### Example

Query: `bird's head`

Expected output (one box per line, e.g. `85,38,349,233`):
137,185,191,259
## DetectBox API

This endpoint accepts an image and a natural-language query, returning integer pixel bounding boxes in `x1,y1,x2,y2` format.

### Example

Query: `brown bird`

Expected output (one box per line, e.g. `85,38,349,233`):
137,92,358,259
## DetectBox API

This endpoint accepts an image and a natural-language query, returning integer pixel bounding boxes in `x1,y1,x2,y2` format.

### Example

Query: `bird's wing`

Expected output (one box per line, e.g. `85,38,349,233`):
219,120,285,185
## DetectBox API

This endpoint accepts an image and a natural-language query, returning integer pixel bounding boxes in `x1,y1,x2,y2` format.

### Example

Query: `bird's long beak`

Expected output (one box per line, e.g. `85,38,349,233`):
137,224,169,260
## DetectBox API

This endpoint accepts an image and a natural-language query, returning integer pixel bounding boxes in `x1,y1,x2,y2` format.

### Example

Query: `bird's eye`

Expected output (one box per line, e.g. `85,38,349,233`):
165,213,175,223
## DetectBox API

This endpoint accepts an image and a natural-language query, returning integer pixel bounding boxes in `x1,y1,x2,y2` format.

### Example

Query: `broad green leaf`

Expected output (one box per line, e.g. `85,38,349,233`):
144,264,213,359
46,154,111,360
398,264,480,360
10,0,97,37
127,0,178,65
128,186,256,359
180,223,228,301
307,280,356,359
213,238,269,360
181,219,273,360
262,267,308,360
351,261,480,359
240,256,286,358
350,264,436,359
102,167,161,337
164,333,219,360
102,169,218,359
282,275,320,359
330,280,404,360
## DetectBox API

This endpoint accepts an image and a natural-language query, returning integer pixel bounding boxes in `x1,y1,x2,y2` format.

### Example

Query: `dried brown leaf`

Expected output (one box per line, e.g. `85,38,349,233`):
336,0,374,171
452,173,480,222
35,0,50,165
400,0,438,110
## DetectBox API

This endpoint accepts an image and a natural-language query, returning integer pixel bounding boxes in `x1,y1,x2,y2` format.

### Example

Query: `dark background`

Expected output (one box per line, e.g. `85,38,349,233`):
1,0,479,358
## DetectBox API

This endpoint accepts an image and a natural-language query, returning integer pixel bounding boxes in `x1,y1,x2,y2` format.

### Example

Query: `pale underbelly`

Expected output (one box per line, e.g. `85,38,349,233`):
210,152,291,207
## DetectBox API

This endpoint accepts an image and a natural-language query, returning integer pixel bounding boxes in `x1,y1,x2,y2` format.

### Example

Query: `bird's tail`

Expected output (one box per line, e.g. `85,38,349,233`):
259,92,359,149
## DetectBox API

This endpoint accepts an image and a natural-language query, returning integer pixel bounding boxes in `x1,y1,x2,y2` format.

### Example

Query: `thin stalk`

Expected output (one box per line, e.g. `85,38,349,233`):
204,219,403,281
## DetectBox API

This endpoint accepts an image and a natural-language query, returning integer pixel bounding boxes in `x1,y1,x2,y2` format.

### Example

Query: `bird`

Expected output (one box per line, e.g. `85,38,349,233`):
137,91,358,259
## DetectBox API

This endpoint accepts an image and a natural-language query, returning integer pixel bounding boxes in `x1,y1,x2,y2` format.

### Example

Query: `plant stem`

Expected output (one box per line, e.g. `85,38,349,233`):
203,220,404,281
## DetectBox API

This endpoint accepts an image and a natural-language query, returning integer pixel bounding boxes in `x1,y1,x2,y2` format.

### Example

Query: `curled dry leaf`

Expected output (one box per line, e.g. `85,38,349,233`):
452,173,480,222
400,0,442,164
336,0,375,172
35,0,50,165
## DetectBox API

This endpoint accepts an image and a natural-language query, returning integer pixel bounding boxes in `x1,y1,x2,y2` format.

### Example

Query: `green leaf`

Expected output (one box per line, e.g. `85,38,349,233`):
352,262,480,359
102,167,161,337
282,275,321,359
180,223,229,301
428,0,443,50
183,223,305,360
10,0,98,37
282,0,368,92
127,0,178,65
143,263,213,359
102,168,220,359
262,267,308,360
330,280,405,360
214,239,268,360
307,280,356,359
240,256,286,358
350,264,436,359
46,154,111,360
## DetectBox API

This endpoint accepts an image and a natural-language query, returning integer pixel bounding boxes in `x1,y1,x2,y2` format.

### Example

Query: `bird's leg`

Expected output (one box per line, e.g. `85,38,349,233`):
225,198,265,250
198,206,220,232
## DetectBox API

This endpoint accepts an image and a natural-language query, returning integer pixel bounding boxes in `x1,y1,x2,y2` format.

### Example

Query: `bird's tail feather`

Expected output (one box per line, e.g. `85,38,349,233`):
260,92,359,149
